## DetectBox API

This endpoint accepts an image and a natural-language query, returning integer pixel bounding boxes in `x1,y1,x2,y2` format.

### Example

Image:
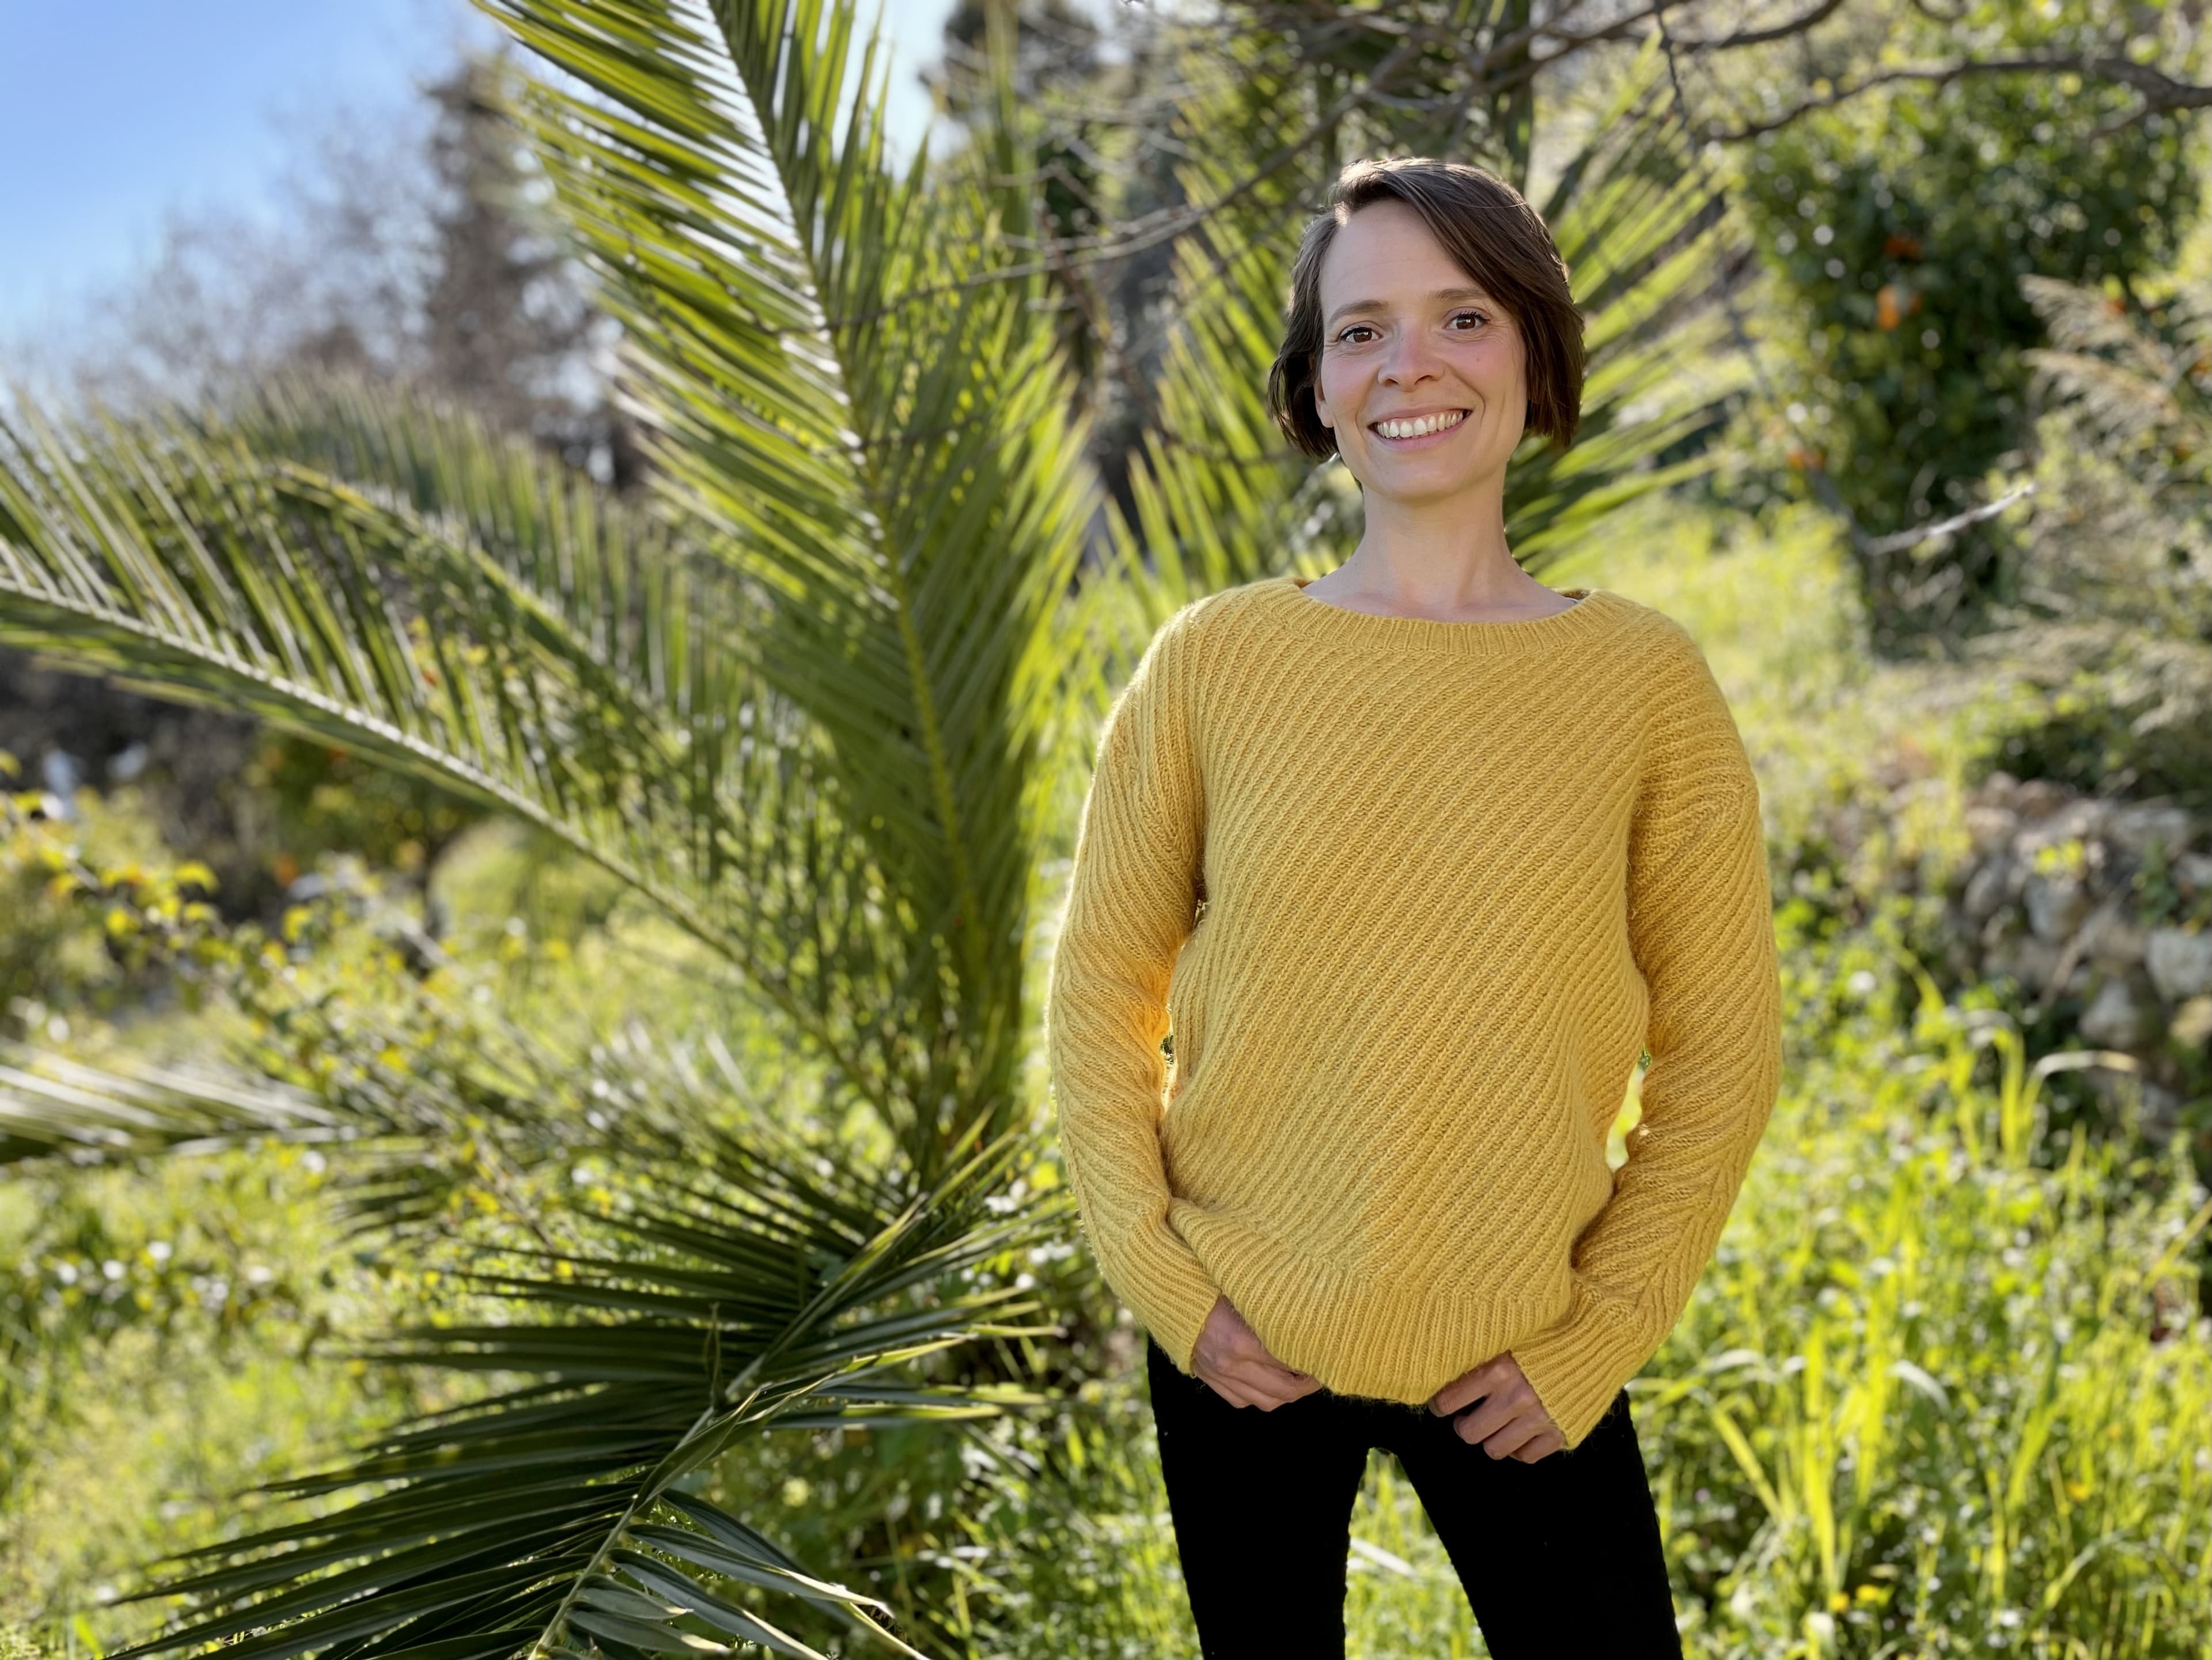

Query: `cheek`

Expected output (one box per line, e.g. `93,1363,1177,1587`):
1315,357,1357,415
1457,337,1524,392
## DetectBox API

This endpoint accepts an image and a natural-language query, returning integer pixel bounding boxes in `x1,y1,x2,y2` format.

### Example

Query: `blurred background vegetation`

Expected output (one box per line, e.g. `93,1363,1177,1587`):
0,2,2206,1657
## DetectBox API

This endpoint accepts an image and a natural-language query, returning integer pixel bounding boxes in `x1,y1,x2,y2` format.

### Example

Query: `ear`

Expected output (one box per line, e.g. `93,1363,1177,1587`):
1310,358,1334,432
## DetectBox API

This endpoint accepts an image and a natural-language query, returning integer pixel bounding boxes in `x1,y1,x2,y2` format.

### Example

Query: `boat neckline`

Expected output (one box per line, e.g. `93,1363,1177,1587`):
1255,573,1627,658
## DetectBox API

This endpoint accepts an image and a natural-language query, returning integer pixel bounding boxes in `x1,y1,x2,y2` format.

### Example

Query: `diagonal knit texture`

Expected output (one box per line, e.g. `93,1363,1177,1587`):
1044,573,1785,1450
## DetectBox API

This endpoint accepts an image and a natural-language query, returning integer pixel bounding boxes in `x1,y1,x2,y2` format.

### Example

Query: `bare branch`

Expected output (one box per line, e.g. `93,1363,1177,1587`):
1667,0,1851,52
1699,52,2212,142
1861,481,2037,556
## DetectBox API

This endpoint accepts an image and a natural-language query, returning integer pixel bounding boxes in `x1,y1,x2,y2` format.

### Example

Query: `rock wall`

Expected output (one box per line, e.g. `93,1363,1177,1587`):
1945,772,2212,1140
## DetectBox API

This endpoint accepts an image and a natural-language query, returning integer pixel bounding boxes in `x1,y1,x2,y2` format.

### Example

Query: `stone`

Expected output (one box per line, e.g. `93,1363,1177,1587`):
1962,804,2019,856
2009,778,2077,820
2016,797,2108,852
2078,977,2153,1048
2146,928,2212,1002
2078,900,2148,967
2105,803,2198,860
2024,870,2092,942
2139,1080,2183,1143
2172,996,2212,1049
1991,935,2064,994
1962,856,2018,922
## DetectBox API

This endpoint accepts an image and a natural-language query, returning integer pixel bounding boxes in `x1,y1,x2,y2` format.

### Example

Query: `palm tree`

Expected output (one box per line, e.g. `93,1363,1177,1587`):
0,2,1740,1653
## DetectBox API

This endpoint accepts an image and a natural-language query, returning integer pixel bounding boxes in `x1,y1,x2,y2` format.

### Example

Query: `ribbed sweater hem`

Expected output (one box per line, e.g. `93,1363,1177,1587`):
1168,1203,1574,1408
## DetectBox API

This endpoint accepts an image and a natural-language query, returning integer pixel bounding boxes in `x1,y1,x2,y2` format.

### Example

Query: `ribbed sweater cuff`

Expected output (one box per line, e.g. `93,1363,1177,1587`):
1109,1219,1221,1373
1509,1295,1646,1450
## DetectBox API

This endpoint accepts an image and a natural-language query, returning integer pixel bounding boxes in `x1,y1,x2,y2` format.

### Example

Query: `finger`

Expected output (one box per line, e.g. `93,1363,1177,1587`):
1450,1377,1527,1445
1213,1365,1280,1407
1431,1359,1506,1417
1230,1329,1313,1383
1480,1413,1543,1461
1236,1352,1317,1400
1239,1367,1316,1410
1206,1377,1260,1409
1510,1430,1565,1463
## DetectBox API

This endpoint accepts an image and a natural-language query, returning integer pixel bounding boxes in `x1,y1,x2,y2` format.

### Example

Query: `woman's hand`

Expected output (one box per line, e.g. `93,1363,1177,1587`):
1190,1295,1322,1409
1429,1353,1565,1462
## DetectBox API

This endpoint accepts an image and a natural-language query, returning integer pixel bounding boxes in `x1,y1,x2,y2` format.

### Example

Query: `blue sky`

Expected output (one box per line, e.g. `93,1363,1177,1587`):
0,0,960,339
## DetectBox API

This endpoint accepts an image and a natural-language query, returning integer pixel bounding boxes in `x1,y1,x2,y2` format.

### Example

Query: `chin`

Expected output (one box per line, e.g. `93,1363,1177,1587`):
1359,455,1508,497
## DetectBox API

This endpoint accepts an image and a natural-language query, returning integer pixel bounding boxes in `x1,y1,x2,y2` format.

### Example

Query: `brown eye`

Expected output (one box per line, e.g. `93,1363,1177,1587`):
1449,311,1489,330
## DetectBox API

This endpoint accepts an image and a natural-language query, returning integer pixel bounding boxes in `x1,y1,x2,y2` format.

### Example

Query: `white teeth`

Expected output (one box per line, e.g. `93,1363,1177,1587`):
1373,410,1467,439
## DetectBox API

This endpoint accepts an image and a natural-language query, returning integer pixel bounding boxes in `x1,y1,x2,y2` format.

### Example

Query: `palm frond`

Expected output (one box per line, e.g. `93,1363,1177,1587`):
2021,273,2212,459
482,0,1099,1171
0,388,733,934
102,1125,1051,1660
0,0,1102,1173
0,1041,339,1167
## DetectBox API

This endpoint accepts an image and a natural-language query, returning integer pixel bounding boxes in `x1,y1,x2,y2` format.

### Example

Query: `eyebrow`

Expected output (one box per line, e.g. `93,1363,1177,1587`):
1325,286,1494,329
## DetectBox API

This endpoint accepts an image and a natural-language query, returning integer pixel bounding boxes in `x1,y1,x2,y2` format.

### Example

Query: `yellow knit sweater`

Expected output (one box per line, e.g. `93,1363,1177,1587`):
1044,573,1785,1449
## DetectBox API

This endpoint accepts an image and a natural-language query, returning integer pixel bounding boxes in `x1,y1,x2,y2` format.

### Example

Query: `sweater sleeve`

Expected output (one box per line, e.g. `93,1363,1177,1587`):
1510,638,1785,1449
1045,606,1223,1371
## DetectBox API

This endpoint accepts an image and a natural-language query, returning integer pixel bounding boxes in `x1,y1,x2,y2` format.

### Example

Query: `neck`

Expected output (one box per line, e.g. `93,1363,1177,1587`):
1334,470,1546,608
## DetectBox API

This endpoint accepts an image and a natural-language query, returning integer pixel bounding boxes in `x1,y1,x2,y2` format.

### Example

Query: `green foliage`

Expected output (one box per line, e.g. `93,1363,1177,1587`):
1737,44,2201,642
1952,229,2212,808
1959,651,2212,811
0,1086,463,1642
1649,902,2210,1658
0,780,1061,1657
0,756,224,1034
244,733,480,891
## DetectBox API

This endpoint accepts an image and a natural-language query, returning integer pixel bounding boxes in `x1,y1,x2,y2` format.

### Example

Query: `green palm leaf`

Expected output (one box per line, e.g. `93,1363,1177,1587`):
0,389,735,926
483,0,1096,1172
99,1126,1048,1660
0,386,933,1129
0,3,1088,1645
0,1040,339,1166
0,0,1096,1176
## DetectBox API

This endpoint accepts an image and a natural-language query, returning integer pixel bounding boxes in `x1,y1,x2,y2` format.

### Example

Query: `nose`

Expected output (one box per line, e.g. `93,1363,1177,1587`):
1377,326,1444,386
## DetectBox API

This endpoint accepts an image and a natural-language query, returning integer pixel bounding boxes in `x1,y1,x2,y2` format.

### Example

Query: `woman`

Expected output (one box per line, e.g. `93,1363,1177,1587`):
1044,156,1783,1658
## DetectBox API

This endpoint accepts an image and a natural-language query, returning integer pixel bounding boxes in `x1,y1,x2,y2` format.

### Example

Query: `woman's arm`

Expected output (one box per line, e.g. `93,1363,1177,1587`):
1046,604,1227,1372
1506,642,1786,1450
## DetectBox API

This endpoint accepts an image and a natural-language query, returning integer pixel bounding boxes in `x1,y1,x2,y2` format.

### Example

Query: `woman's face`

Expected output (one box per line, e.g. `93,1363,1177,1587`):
1309,199,1528,504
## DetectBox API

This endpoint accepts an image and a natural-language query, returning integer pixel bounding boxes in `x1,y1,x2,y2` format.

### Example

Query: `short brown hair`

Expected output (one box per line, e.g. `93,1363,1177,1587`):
1266,157,1585,461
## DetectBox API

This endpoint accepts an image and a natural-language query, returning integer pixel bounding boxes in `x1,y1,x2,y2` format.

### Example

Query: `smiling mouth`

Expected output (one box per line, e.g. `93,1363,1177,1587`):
1369,409,1470,441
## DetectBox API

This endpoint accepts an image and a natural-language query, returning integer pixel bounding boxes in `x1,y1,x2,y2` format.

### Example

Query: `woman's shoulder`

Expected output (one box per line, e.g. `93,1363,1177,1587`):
1576,587,1703,649
1578,591,1734,690
1138,576,1291,673
1167,575,1289,636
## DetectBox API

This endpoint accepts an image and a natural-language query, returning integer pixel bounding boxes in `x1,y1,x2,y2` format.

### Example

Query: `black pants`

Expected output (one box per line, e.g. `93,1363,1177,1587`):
1146,1337,1681,1659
